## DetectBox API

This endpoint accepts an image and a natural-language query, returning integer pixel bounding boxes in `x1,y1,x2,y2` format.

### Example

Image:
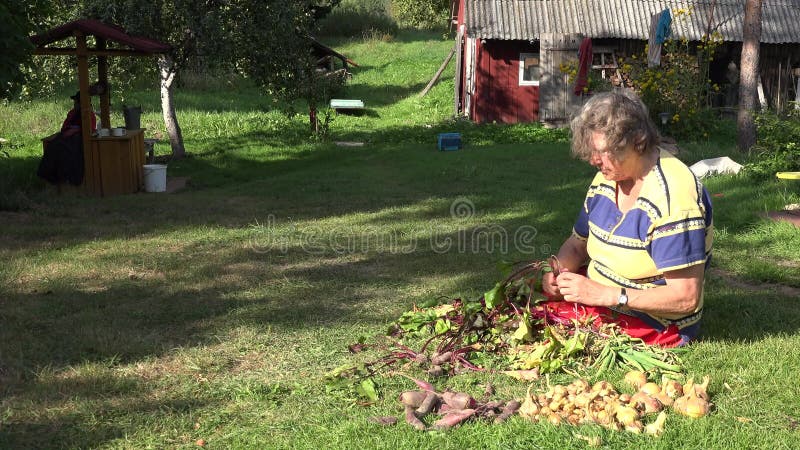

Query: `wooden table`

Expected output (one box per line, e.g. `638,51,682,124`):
88,128,145,196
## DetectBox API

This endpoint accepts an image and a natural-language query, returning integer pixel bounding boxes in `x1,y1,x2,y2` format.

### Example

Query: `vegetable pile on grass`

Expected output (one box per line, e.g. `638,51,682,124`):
371,371,713,433
351,259,683,381
518,372,713,435
375,376,520,431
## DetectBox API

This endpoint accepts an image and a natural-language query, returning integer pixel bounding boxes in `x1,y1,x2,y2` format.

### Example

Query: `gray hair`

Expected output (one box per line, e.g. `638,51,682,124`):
569,89,660,162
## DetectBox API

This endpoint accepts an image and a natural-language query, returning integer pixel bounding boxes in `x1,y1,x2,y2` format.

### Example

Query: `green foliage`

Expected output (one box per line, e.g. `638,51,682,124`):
621,10,728,142
742,109,800,180
390,0,449,30
0,0,57,99
0,1,33,98
315,0,398,38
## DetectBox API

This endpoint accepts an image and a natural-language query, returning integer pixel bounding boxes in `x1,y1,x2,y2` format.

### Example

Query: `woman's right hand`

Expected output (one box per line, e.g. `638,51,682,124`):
542,270,563,300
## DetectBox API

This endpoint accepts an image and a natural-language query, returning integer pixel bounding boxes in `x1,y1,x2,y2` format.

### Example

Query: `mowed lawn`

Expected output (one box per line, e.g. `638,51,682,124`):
1,31,799,449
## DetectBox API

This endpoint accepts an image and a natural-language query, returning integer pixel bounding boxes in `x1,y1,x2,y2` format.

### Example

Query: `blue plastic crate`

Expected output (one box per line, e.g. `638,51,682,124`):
437,132,462,151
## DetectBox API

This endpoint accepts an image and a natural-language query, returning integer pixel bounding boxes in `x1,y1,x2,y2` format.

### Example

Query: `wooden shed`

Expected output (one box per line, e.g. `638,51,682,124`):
451,0,800,124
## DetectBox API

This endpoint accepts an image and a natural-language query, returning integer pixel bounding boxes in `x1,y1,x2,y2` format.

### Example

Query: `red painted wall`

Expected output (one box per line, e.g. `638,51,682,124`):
472,40,540,124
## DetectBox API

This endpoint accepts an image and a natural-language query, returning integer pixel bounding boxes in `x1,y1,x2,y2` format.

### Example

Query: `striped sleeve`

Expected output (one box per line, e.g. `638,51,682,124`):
649,208,708,272
573,203,590,239
572,184,593,239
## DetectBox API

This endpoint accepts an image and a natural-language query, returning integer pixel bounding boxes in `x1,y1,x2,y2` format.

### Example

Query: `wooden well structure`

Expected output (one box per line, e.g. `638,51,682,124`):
30,19,171,196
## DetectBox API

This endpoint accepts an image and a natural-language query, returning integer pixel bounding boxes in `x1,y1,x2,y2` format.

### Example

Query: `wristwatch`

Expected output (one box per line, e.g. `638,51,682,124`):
617,288,629,307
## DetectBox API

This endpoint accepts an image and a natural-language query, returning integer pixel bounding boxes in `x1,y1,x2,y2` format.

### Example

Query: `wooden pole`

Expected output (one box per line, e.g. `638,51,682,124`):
97,38,111,129
76,31,98,195
420,44,457,97
453,31,463,116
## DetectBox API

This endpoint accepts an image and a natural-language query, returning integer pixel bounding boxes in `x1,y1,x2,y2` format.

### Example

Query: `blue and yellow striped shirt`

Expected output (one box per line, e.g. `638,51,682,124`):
573,149,713,338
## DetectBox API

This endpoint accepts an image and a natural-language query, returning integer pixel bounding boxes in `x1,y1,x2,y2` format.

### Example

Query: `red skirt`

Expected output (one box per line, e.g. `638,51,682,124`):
540,301,684,347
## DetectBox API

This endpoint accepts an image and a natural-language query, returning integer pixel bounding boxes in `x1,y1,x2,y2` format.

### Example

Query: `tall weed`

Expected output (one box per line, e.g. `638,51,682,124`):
316,0,398,38
743,109,800,180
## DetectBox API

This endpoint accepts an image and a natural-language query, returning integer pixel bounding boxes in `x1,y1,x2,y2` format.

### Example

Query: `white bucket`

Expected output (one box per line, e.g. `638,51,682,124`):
143,164,167,192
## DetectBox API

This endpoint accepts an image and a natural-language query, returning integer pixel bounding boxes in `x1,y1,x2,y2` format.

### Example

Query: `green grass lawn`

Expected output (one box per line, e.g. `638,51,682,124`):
1,31,799,449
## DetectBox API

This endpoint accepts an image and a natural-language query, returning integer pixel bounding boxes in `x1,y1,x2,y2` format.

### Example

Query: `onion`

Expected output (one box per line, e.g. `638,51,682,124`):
662,379,684,399
624,370,648,389
640,382,662,396
644,411,667,436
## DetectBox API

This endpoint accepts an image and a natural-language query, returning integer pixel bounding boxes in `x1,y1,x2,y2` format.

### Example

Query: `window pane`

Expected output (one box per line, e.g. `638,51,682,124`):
522,54,540,82
525,65,541,82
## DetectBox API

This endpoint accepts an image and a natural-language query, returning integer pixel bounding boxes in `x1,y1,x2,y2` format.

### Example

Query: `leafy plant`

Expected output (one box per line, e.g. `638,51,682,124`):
390,0,449,31
620,8,727,142
743,109,800,179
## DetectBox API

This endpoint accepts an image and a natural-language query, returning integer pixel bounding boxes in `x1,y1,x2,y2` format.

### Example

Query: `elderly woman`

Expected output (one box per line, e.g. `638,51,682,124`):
542,90,713,347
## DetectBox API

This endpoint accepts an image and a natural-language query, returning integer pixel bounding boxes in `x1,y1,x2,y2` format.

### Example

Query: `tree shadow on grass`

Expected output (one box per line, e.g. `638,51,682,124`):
338,80,428,108
0,382,211,449
700,273,800,343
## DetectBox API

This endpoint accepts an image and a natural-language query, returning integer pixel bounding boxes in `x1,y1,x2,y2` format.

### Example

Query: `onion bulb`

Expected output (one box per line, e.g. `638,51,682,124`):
624,370,648,389
644,411,667,436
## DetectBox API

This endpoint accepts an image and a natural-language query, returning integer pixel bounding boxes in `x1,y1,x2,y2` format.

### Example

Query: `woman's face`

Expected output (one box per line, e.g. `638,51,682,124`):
589,131,639,182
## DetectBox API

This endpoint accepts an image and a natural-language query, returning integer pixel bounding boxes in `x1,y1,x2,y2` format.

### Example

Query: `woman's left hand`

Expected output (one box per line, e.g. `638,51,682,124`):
555,271,612,307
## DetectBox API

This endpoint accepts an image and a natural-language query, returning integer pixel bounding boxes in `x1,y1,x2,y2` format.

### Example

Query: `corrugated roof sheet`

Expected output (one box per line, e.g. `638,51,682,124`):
465,0,800,43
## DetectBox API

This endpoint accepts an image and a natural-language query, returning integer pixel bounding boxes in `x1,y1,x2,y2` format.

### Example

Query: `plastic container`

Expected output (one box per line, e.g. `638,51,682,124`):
437,133,462,151
143,164,167,192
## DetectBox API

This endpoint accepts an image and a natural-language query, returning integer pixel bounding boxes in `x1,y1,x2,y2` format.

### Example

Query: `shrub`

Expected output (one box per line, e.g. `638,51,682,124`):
316,0,398,38
619,9,730,142
390,0,450,31
742,109,800,180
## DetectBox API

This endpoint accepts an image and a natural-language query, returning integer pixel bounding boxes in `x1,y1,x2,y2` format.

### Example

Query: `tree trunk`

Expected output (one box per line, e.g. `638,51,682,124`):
737,0,762,152
309,105,318,133
158,54,186,159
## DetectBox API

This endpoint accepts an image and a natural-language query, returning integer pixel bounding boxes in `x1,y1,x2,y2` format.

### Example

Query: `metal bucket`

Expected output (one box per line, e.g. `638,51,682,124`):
123,106,142,130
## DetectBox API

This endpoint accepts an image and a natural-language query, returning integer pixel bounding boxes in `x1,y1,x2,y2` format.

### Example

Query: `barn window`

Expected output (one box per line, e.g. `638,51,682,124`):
591,47,618,79
519,53,541,86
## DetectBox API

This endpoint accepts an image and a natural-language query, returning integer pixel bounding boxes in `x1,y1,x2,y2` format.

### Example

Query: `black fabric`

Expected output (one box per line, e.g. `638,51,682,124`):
37,133,84,186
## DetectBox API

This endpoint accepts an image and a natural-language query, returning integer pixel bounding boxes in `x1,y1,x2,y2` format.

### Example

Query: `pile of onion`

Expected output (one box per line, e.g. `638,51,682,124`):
518,372,713,435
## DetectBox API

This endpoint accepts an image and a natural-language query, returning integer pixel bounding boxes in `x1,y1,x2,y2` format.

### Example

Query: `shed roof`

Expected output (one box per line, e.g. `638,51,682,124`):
30,19,172,54
465,0,800,44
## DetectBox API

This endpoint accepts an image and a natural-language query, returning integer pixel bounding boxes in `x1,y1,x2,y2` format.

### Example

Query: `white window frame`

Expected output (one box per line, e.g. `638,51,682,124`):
519,52,541,86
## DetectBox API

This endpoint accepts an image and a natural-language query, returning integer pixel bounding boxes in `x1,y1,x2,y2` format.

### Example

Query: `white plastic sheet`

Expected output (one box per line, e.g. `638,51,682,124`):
689,157,743,178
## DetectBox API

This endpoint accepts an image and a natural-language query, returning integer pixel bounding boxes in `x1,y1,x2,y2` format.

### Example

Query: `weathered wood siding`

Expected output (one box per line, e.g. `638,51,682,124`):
539,33,584,123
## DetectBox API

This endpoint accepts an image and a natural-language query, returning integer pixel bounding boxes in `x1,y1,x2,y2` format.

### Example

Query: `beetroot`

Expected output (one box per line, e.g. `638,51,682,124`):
442,391,476,410
494,400,521,423
415,391,440,416
399,391,428,408
404,406,426,430
431,409,476,430
431,351,453,366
